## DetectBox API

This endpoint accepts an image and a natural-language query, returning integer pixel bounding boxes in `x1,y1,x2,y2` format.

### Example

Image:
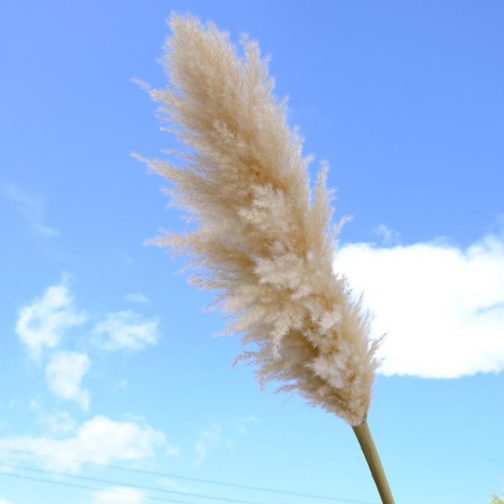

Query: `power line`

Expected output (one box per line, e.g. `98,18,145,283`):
0,471,193,504
0,462,274,504
0,469,378,504
0,447,378,504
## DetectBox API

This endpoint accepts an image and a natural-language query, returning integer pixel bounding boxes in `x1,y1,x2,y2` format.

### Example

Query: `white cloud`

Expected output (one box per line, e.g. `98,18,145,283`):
0,416,168,473
46,352,91,410
125,293,149,304
194,425,221,466
1,182,59,237
333,232,504,378
93,311,159,351
15,279,86,359
0,499,14,504
93,487,146,504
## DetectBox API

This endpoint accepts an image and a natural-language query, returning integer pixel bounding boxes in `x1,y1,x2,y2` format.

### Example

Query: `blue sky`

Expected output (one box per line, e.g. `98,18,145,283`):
1,1,503,503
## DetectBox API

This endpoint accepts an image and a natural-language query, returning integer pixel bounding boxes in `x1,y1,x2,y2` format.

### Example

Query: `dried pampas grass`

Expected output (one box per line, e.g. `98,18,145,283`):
136,12,394,503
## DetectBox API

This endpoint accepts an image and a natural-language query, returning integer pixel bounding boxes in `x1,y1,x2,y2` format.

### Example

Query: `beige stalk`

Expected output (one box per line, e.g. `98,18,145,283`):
353,418,395,504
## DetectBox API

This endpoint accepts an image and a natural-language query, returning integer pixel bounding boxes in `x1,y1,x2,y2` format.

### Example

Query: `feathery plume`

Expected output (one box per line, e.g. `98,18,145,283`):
136,13,394,503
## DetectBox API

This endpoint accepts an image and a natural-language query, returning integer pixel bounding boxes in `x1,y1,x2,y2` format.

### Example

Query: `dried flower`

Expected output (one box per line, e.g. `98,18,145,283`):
136,12,381,426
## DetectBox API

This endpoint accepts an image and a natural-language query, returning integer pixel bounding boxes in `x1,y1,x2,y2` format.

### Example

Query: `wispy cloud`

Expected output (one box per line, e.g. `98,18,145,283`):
93,311,159,351
193,417,259,466
233,416,260,436
0,499,15,504
93,487,146,504
0,416,168,473
165,446,180,457
194,424,221,466
375,224,401,246
43,411,77,435
15,278,86,360
45,352,91,410
333,231,504,378
1,182,59,237
125,293,149,304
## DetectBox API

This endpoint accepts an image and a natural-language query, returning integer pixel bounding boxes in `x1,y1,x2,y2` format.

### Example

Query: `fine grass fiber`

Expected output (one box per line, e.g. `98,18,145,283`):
136,12,381,427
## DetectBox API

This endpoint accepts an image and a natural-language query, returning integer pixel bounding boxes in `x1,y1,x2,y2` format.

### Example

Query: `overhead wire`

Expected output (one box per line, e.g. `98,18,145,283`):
0,447,379,504
0,462,275,504
0,471,205,504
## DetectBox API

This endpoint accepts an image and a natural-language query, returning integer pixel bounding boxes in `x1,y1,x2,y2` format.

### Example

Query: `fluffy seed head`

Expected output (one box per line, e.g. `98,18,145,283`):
137,12,381,425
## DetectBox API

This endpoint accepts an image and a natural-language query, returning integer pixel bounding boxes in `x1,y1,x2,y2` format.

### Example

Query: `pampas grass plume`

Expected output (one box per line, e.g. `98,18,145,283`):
136,13,394,503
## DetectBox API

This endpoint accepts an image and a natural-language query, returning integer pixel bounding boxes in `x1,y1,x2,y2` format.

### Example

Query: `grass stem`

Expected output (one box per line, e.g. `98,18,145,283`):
352,419,395,504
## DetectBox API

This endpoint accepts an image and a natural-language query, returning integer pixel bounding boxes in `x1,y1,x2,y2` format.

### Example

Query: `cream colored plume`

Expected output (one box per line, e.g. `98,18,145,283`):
137,13,381,426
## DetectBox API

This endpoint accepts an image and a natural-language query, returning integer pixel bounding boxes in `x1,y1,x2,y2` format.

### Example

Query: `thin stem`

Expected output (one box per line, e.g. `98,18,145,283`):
352,419,395,504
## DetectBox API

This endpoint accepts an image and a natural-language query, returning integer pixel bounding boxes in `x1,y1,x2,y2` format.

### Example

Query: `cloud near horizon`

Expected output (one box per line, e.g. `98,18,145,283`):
333,230,504,379
0,416,168,473
93,487,146,504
